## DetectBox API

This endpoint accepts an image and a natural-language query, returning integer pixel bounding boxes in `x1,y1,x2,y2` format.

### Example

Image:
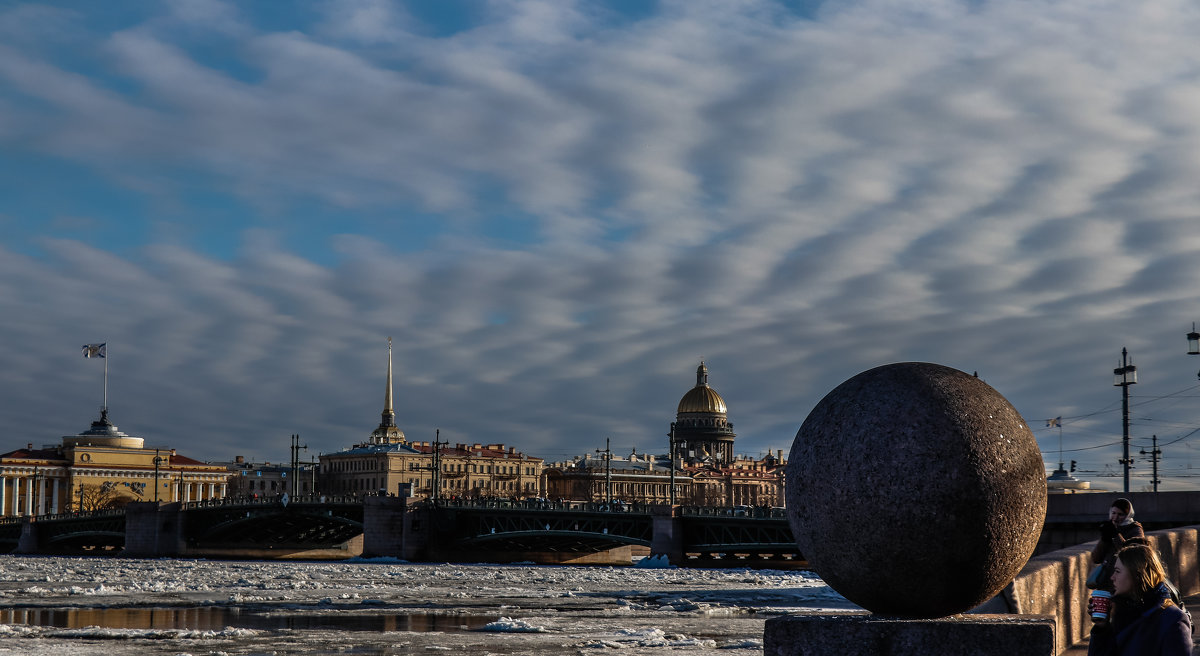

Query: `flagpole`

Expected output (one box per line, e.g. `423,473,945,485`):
103,344,108,414
1057,421,1063,470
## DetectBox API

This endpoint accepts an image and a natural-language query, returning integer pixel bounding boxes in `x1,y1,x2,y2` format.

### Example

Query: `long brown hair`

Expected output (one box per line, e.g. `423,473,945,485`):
1115,543,1166,598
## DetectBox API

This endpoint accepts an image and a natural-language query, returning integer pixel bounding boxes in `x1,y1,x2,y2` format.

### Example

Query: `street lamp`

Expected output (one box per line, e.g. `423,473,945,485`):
31,466,40,517
153,450,168,503
595,438,612,506
1114,347,1137,493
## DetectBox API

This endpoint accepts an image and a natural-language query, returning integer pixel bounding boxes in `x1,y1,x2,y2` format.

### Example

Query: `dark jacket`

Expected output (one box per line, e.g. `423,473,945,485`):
1091,521,1146,592
1088,583,1192,656
1093,521,1146,565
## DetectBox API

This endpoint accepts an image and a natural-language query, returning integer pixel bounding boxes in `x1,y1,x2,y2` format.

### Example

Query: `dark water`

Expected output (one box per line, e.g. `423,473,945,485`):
0,606,498,632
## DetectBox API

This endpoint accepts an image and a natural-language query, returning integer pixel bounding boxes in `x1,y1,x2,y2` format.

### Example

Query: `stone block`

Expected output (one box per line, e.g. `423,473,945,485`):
764,614,1055,656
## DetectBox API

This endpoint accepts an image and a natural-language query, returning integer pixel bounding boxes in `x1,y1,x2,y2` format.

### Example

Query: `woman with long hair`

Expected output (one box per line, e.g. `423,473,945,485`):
1088,543,1192,655
1090,498,1144,591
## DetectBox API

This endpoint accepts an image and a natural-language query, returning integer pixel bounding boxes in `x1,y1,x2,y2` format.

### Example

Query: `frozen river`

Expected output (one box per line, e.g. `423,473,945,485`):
0,556,853,655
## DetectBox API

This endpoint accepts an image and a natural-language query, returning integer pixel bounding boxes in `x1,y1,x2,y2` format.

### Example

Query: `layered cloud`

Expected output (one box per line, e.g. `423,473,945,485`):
2,0,1200,488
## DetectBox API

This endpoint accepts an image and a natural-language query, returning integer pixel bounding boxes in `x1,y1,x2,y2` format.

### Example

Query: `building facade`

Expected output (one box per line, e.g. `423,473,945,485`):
318,339,545,500
220,455,319,499
0,410,230,516
544,451,689,504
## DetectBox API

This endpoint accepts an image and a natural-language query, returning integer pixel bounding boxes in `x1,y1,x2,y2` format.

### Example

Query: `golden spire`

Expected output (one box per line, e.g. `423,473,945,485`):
382,337,396,428
368,337,406,444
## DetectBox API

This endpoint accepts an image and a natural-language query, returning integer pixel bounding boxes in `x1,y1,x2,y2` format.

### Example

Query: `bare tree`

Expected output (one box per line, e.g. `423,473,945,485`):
75,482,125,512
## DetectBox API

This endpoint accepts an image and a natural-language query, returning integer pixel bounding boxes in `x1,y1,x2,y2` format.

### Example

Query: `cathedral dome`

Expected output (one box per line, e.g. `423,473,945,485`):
677,385,727,414
676,363,728,414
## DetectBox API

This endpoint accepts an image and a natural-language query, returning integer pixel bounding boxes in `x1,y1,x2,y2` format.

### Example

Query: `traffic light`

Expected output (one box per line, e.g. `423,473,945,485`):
1070,460,1077,472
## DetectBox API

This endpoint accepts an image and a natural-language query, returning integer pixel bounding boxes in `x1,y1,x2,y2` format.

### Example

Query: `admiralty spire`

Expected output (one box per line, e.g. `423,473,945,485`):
369,337,406,444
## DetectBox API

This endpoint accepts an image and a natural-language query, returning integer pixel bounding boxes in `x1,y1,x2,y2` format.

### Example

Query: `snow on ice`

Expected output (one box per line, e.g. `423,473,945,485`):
0,555,852,655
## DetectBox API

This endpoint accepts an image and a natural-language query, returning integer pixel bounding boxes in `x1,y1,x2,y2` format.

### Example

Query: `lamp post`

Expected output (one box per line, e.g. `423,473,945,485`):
31,467,40,517
595,438,612,506
152,450,167,503
289,434,307,497
668,422,676,506
1113,347,1138,493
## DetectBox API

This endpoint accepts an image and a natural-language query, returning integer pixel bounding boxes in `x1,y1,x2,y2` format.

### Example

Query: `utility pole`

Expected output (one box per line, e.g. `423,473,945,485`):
1141,434,1162,493
417,430,445,504
1113,347,1138,494
595,438,612,505
668,422,676,506
289,434,307,497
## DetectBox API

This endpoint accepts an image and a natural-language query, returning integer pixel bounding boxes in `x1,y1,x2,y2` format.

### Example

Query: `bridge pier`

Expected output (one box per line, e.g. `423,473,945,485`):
123,501,184,558
650,505,683,565
363,496,427,560
14,519,37,554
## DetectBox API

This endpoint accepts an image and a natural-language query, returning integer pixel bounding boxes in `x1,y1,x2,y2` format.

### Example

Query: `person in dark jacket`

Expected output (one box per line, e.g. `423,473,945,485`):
1088,543,1192,656
1090,498,1145,591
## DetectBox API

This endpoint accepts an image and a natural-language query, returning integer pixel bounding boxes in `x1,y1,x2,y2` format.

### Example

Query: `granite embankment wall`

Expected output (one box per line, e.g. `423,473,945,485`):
975,525,1200,655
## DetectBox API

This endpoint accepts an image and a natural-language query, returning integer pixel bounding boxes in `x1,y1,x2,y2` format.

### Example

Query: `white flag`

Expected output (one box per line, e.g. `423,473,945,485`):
82,343,106,358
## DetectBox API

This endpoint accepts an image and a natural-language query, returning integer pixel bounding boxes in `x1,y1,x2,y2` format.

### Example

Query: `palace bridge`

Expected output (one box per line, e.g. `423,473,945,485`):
0,496,801,567
6,490,1200,565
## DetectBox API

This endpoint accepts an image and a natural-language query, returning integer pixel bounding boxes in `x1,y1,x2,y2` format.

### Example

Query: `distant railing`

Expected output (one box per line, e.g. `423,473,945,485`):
431,497,651,513
182,494,360,510
0,507,127,525
678,505,787,519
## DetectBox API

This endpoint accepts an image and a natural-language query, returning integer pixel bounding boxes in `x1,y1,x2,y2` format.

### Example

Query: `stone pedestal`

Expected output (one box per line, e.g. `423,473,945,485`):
764,614,1055,656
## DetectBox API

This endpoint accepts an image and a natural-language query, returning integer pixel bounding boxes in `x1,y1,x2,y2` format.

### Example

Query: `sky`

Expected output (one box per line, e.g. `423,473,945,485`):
4,0,1200,492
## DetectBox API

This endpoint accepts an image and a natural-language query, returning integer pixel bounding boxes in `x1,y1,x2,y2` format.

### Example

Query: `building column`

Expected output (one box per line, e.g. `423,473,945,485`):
208,483,216,499
25,478,33,516
219,483,227,498
51,480,60,514
0,475,6,517
37,477,46,515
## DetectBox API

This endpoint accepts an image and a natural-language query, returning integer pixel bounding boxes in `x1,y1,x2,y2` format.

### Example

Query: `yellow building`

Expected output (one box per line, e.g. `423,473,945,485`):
318,339,545,499
0,410,230,516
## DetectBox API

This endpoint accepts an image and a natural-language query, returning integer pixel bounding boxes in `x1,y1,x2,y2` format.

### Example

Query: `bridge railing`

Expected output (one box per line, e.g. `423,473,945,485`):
181,494,361,510
430,497,653,513
0,507,127,525
678,505,787,519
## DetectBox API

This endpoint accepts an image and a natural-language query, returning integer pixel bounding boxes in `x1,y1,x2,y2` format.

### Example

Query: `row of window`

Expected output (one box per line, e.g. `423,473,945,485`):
327,459,540,476
331,477,540,493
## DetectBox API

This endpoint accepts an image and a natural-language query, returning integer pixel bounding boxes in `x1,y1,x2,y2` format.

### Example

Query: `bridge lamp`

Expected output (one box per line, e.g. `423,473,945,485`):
1187,324,1200,380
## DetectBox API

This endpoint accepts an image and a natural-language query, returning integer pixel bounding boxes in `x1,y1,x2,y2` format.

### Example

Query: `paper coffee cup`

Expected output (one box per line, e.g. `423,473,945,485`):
1089,590,1112,619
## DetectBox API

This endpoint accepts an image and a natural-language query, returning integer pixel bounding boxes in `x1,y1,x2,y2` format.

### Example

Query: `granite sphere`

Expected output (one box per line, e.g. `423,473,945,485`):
785,362,1046,618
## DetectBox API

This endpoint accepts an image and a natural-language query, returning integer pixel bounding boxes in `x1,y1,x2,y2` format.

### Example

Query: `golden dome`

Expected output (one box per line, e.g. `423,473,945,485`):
676,362,728,414
677,385,727,414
